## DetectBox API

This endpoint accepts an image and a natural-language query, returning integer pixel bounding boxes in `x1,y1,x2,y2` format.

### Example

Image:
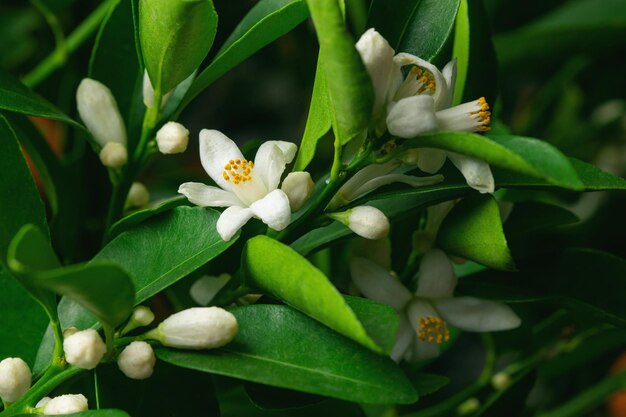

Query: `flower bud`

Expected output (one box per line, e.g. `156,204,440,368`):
148,307,238,350
63,329,107,370
491,372,512,390
281,171,314,212
142,71,173,109
121,306,156,335
156,122,189,154
127,182,150,207
190,274,231,306
63,327,79,338
0,357,31,402
76,78,127,148
117,341,156,380
40,394,88,415
329,206,390,240
99,142,128,168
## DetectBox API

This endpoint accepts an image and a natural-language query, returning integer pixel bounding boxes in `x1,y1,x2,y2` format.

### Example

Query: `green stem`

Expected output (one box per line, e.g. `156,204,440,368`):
22,0,118,87
31,0,67,63
329,138,343,180
49,319,65,366
103,324,116,361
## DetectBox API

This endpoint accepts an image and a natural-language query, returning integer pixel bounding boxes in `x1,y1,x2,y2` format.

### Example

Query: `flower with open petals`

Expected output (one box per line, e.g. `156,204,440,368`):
179,130,297,241
351,249,520,362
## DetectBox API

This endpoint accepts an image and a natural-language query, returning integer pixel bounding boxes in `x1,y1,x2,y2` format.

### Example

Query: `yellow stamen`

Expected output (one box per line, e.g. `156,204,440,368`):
223,159,254,184
416,316,450,345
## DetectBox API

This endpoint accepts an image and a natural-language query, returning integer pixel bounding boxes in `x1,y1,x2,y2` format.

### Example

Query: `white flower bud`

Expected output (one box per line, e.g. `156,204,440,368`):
190,274,231,306
76,78,127,148
0,357,31,402
156,122,190,154
127,182,150,207
330,206,390,240
63,329,107,370
281,172,314,212
132,306,155,327
41,394,88,415
150,307,238,350
63,327,79,338
142,71,173,110
35,396,51,408
491,372,512,390
117,341,156,380
99,142,128,168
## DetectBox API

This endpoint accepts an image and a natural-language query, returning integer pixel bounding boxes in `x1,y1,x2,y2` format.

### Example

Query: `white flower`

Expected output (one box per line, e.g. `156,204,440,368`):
121,306,156,336
350,249,521,362
39,394,88,415
0,357,31,403
355,29,495,194
99,142,128,168
156,121,190,154
149,307,238,350
179,130,297,241
190,274,231,306
63,329,107,370
127,182,150,207
117,341,156,380
329,206,390,240
281,171,314,212
142,70,173,109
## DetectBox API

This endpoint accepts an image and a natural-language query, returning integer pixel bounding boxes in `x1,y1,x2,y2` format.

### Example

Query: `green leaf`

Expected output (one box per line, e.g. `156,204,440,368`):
476,369,536,417
437,194,516,271
0,115,49,263
108,197,189,240
368,0,460,62
293,54,332,171
139,0,218,93
394,132,584,190
243,236,382,352
307,0,374,145
504,202,579,238
451,0,469,105
0,69,83,130
180,0,309,112
0,265,48,366
69,411,131,417
344,295,399,355
157,304,417,404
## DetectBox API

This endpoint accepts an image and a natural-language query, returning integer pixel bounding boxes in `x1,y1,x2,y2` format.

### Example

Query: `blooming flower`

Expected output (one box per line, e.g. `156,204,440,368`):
350,249,521,362
356,29,495,194
179,130,300,241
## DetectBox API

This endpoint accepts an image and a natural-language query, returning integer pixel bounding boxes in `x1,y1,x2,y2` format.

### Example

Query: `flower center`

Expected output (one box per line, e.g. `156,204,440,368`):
395,66,437,100
417,316,450,344
473,97,491,131
223,159,254,185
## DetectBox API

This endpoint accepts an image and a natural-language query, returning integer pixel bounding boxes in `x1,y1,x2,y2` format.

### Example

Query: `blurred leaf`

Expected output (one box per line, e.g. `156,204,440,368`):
504,202,579,238
0,115,49,263
451,0,469,104
108,197,189,240
181,0,309,111
69,411,131,417
476,369,536,417
307,0,374,145
243,236,382,352
410,373,450,396
157,304,418,404
437,194,515,270
245,382,324,410
345,295,399,355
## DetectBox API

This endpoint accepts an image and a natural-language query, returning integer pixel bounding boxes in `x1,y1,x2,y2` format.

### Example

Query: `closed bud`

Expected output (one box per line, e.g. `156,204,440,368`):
491,372,512,390
127,182,150,207
63,329,106,370
147,307,238,350
63,327,79,338
99,142,128,168
142,71,173,109
281,171,314,212
190,274,231,306
117,341,156,380
0,357,31,403
329,206,390,240
121,306,155,335
39,394,88,415
76,78,127,148
156,122,189,154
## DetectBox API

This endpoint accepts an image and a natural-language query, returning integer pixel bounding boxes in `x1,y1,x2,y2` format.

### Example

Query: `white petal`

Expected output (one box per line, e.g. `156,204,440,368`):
336,160,400,203
435,297,521,332
387,95,438,139
417,148,447,174
440,60,457,108
249,189,292,231
393,53,448,110
447,152,495,194
253,141,296,191
178,182,242,207
350,257,412,310
190,274,231,306
390,315,415,362
216,206,253,241
199,129,245,191
407,338,441,362
405,299,443,361
436,98,490,132
414,249,457,299
351,173,444,200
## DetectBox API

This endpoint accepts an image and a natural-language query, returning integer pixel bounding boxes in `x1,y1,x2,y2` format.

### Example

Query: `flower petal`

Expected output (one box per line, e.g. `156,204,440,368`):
178,182,242,207
253,141,296,191
216,206,253,241
387,95,438,138
199,129,244,191
350,257,412,310
417,148,447,174
414,249,457,299
447,152,495,194
406,338,441,362
336,160,400,202
352,173,444,200
393,53,448,110
440,60,457,109
435,297,521,332
405,299,441,361
249,189,292,231
189,274,231,306
390,315,415,363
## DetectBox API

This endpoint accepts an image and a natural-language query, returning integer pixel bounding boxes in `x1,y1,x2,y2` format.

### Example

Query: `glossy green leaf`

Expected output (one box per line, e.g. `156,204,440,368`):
108,197,189,240
180,0,309,112
344,295,399,355
393,132,584,190
307,0,374,145
437,194,515,270
0,115,49,262
157,304,417,404
451,0,469,105
0,265,48,366
504,202,579,238
243,236,381,352
0,69,83,130
139,0,218,93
